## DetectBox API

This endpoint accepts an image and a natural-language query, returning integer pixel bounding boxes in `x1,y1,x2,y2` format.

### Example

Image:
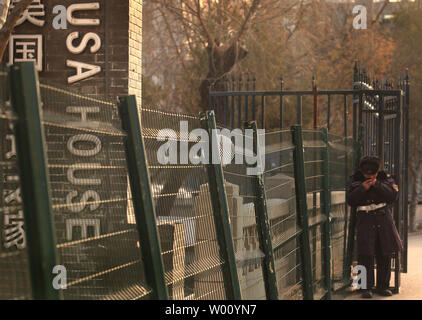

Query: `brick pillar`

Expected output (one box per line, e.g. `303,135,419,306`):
3,0,145,299
128,0,143,104
6,0,143,103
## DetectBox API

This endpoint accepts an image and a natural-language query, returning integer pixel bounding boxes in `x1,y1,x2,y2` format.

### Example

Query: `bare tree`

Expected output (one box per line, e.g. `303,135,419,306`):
393,1,422,232
144,0,307,215
143,0,402,215
0,0,33,62
146,0,313,109
148,0,262,111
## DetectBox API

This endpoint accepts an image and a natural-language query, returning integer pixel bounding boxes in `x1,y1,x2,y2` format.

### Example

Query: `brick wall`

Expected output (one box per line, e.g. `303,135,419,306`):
6,0,142,101
128,0,142,104
1,0,145,299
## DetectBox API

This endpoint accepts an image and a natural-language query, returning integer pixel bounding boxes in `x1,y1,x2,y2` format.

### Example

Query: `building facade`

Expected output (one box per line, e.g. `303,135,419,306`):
6,0,142,102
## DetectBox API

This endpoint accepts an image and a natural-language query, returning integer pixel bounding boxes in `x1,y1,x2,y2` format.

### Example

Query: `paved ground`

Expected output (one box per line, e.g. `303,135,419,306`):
333,230,422,300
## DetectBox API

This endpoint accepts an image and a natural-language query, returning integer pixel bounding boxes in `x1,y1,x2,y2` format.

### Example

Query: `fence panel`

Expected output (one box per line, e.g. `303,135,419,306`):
263,129,304,300
140,108,229,300
200,111,241,300
217,123,268,300
248,121,278,300
0,65,32,300
118,96,168,300
37,81,150,300
291,126,314,300
300,129,330,300
1,63,364,300
9,63,60,300
327,132,355,290
320,128,332,300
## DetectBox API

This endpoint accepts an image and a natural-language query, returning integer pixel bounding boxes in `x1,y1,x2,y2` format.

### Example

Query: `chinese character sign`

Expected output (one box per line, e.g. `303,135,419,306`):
2,121,26,250
8,34,42,71
9,0,45,27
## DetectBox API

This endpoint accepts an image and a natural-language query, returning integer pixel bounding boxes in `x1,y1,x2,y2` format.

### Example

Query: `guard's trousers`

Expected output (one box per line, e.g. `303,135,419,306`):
358,233,392,290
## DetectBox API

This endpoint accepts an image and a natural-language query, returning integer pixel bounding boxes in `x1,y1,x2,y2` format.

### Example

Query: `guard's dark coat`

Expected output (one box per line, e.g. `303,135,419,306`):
347,170,403,256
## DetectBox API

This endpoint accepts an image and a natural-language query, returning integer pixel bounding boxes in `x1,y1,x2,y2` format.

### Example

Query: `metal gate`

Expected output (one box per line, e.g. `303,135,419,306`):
209,63,410,293
353,68,409,293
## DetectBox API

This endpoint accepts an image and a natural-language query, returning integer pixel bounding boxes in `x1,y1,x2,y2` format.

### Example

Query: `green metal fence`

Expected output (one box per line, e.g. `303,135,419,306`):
0,64,33,300
327,132,355,290
140,108,231,300
0,62,358,300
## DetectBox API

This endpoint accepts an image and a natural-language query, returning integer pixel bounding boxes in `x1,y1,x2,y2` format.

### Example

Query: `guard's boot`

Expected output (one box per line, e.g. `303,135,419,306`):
361,290,373,299
376,289,393,296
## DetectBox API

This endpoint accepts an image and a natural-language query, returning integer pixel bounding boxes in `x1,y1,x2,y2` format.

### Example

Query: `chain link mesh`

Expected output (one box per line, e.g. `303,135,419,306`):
0,63,360,299
263,129,303,300
219,126,266,300
39,81,149,300
142,109,227,300
302,129,328,298
327,132,354,289
0,66,32,300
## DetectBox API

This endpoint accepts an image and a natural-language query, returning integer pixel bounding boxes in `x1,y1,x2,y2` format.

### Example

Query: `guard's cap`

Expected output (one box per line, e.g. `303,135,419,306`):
359,156,381,175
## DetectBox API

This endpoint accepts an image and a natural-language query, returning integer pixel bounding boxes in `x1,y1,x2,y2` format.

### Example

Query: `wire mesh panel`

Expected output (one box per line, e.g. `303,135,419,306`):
141,109,226,300
263,129,303,300
219,126,266,300
38,82,149,300
0,66,32,299
327,132,355,290
302,129,328,299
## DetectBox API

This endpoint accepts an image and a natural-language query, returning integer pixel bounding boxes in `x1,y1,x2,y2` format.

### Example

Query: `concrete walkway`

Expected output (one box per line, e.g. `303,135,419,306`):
334,231,422,300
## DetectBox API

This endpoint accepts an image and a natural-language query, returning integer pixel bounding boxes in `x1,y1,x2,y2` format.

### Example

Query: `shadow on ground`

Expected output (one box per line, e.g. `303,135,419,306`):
333,230,422,300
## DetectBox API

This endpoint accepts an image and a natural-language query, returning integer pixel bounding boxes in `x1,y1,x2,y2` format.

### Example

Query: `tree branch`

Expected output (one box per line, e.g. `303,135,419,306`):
371,0,390,26
158,7,189,74
286,0,306,46
233,0,260,43
0,0,33,62
195,0,215,48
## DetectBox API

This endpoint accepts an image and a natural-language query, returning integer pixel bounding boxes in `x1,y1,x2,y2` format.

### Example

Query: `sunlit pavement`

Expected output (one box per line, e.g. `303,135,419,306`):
333,231,422,300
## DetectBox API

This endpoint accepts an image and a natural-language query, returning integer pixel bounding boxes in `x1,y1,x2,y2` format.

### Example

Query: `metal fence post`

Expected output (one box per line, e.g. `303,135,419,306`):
345,124,364,277
393,93,403,294
353,61,359,142
8,62,61,300
320,128,332,299
377,95,385,163
246,121,279,300
200,110,242,300
342,95,350,281
291,125,314,300
403,71,409,274
117,95,168,300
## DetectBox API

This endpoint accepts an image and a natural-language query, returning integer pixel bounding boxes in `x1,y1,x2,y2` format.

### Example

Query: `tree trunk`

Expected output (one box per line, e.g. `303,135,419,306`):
0,0,11,27
200,41,248,111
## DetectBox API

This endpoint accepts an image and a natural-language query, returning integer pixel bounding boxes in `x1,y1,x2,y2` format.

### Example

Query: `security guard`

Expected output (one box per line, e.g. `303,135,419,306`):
347,156,403,298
